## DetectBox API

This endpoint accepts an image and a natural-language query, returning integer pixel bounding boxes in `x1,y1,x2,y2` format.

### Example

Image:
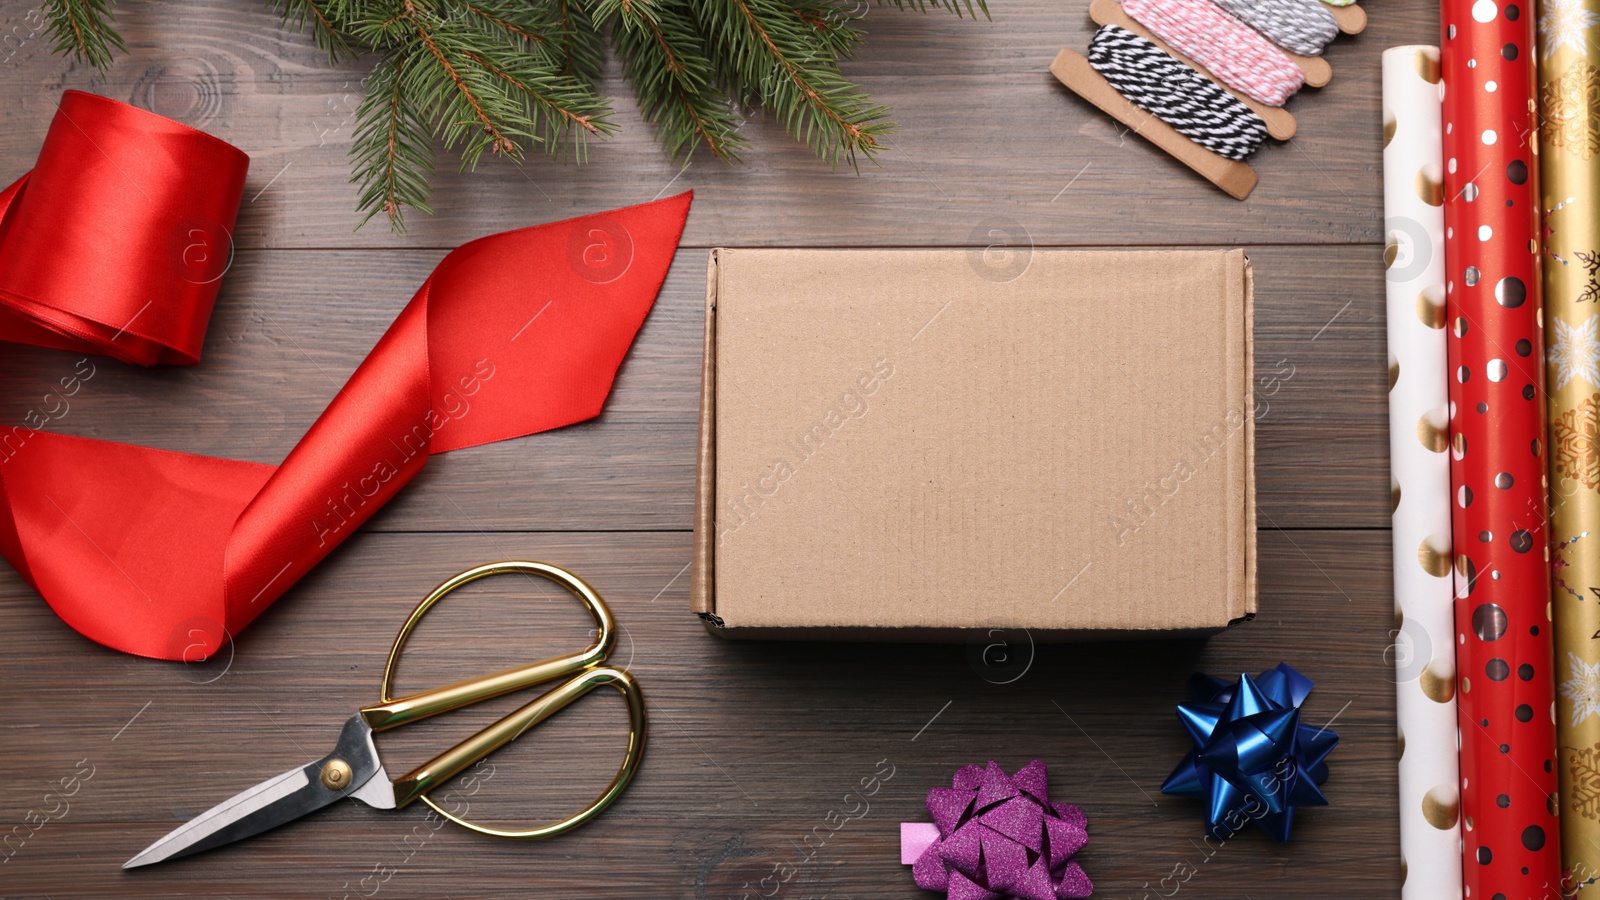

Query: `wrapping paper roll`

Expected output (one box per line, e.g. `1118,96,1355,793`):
1539,0,1600,891
1383,45,1465,900
1440,1,1561,896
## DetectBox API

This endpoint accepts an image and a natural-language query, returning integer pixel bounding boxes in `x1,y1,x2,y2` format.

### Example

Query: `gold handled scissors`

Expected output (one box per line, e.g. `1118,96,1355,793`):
125,561,645,868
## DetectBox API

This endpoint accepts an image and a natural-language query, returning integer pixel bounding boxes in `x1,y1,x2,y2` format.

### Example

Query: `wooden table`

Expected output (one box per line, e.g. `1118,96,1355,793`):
0,0,1425,896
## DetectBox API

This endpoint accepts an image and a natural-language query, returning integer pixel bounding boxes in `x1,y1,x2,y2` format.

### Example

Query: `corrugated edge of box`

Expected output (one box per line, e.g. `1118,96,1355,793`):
692,250,723,628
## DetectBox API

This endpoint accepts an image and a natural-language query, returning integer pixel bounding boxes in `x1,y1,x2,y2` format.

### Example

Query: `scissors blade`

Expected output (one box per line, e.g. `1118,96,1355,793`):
123,714,384,869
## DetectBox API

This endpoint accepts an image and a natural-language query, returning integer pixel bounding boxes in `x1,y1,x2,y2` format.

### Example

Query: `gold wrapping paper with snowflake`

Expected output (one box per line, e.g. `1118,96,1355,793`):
1541,0,1600,891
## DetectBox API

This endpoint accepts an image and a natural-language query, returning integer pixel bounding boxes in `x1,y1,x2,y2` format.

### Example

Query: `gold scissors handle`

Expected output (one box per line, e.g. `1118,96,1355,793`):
356,560,646,839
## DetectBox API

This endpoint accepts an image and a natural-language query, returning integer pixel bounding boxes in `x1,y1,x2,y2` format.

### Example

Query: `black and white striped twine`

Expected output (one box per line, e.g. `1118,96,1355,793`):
1086,25,1269,161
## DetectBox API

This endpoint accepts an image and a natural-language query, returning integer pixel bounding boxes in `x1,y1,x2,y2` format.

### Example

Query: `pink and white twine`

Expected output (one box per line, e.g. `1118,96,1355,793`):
1121,0,1306,106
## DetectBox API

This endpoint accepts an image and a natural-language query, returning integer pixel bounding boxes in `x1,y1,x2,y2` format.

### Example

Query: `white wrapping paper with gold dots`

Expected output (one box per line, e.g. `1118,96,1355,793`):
1382,45,1464,900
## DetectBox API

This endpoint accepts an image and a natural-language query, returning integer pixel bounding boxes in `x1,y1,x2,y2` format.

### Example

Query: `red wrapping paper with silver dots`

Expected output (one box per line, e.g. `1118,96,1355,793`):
1440,0,1560,894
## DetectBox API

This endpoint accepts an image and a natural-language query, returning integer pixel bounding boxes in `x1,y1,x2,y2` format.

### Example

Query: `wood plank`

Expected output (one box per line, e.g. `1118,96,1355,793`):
0,528,1398,896
0,0,1432,248
0,1,1427,895
0,245,1389,532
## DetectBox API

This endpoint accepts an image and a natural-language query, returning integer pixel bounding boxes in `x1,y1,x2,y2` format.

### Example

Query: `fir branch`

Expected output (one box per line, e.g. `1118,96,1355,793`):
350,52,436,229
399,3,523,164
42,0,125,71
345,0,614,226
37,0,989,226
270,0,357,63
449,0,558,68
789,0,867,59
550,0,605,82
459,0,548,45
460,44,616,156
609,2,745,162
352,0,417,45
697,0,895,166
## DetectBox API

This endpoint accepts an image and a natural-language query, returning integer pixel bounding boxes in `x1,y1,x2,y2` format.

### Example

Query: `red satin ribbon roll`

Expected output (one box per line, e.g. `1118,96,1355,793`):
1441,0,1560,895
0,93,693,660
0,90,249,365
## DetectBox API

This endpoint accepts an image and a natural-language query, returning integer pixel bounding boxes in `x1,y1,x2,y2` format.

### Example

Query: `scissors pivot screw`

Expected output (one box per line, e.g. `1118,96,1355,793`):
320,759,353,791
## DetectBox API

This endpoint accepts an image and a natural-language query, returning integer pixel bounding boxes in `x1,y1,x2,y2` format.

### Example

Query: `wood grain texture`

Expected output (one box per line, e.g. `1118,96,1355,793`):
0,531,1395,898
0,0,1416,895
0,0,1429,250
0,245,1389,532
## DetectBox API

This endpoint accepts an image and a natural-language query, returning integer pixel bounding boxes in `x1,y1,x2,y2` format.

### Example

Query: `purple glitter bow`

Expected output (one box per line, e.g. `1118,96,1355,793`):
911,760,1092,900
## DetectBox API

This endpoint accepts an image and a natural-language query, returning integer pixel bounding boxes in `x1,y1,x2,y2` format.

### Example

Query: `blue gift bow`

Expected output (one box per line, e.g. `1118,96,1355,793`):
1160,663,1338,842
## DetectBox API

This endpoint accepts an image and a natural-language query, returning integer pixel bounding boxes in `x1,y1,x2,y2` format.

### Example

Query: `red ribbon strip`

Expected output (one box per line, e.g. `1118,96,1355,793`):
0,91,692,660
0,91,249,365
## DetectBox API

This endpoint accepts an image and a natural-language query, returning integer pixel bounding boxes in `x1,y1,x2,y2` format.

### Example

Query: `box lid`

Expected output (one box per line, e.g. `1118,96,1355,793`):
693,248,1255,637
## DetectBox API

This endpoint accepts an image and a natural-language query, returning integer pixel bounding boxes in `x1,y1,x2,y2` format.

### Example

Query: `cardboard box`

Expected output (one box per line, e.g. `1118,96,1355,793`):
691,248,1256,639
